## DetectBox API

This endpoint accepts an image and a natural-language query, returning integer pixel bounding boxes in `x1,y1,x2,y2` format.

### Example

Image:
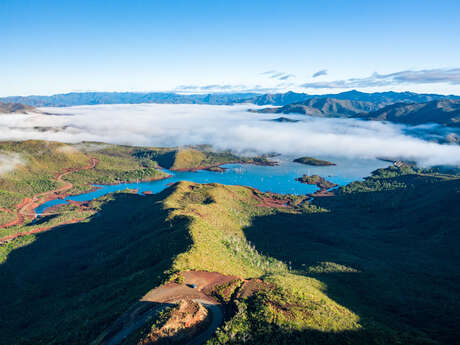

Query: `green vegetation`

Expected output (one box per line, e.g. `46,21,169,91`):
0,203,95,248
64,145,169,194
293,156,335,166
0,140,87,208
211,279,243,303
239,167,460,344
0,191,192,345
133,146,275,171
1,178,365,345
164,166,460,344
295,174,337,190
0,141,272,214
0,140,168,209
0,141,276,243
1,143,459,345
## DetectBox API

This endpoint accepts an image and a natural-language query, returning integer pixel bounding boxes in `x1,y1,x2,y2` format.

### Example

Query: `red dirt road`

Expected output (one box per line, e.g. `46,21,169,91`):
93,271,244,345
0,157,98,242
0,217,87,243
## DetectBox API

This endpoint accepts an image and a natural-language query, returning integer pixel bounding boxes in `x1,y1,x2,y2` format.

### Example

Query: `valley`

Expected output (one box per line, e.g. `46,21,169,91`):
4,2,460,344
0,140,459,345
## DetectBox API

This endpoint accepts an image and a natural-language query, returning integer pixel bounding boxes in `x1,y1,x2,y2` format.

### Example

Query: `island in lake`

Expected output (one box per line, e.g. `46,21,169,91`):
293,156,336,166
296,174,337,189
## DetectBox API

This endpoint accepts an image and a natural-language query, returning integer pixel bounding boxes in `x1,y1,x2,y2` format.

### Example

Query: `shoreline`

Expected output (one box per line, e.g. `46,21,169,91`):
89,174,173,186
36,174,173,215
0,157,99,230
295,174,339,198
0,174,174,244
170,160,278,173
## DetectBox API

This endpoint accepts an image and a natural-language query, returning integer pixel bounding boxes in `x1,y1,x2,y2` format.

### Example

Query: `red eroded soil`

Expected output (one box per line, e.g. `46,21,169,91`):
0,157,99,242
0,217,87,243
95,271,269,345
256,196,289,208
142,271,239,305
237,278,272,299
308,189,336,197
249,189,290,209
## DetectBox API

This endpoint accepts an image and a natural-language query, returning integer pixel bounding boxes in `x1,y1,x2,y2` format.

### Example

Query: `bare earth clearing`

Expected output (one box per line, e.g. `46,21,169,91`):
94,271,266,345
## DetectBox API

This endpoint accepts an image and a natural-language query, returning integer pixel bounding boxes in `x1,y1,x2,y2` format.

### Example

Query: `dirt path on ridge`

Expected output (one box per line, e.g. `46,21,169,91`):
93,271,242,345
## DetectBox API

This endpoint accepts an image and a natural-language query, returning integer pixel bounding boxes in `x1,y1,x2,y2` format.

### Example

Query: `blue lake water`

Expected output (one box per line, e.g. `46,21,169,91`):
35,156,390,215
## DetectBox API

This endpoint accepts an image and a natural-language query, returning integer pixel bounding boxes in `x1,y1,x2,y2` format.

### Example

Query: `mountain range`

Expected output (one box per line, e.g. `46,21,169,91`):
355,99,460,127
251,97,380,117
0,92,259,107
251,96,460,128
1,90,459,107
3,90,460,128
240,90,460,106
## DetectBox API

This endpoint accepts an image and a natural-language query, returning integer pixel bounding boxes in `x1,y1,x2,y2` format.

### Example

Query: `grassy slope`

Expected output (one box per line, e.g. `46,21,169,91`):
167,184,366,342
0,141,267,212
0,191,192,345
0,140,169,209
0,141,171,250
163,179,443,345
134,146,274,171
1,155,459,344
242,168,460,345
0,141,269,244
0,182,363,345
0,140,88,208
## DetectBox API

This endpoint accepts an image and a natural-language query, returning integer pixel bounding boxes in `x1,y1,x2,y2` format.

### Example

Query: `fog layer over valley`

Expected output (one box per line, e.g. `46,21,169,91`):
0,104,459,166
0,152,23,175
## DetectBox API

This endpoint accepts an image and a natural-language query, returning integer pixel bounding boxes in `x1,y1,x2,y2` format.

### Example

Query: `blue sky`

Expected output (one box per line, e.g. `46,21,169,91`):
2,0,460,96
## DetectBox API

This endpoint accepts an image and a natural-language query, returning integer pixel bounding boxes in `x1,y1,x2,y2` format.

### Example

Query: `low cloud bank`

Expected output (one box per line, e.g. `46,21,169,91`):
0,152,23,175
0,104,459,166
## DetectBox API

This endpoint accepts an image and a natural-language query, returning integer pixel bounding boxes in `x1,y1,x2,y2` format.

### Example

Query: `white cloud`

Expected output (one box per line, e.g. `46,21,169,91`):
302,68,460,89
0,152,24,175
312,69,328,78
262,70,296,81
0,104,459,167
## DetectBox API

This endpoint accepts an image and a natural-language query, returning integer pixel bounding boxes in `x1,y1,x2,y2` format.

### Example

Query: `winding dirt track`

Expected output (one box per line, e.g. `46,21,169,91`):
0,157,98,242
104,299,223,345
94,271,238,345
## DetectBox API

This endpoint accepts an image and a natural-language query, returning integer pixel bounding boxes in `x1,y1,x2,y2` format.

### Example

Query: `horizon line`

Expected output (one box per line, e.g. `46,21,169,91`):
1,88,460,99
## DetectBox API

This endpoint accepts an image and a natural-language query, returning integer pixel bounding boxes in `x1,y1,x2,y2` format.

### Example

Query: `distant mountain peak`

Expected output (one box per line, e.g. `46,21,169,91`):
355,99,460,127
251,97,379,117
0,102,40,114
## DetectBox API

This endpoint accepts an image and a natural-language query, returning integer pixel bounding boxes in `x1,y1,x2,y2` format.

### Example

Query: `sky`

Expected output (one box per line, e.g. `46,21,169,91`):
2,0,460,97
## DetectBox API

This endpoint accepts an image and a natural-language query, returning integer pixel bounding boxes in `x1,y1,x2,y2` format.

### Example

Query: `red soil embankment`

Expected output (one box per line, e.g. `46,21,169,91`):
248,188,290,209
95,270,268,345
142,271,239,305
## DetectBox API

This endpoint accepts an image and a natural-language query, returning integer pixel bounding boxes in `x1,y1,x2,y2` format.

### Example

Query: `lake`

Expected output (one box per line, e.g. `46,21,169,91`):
35,156,390,215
